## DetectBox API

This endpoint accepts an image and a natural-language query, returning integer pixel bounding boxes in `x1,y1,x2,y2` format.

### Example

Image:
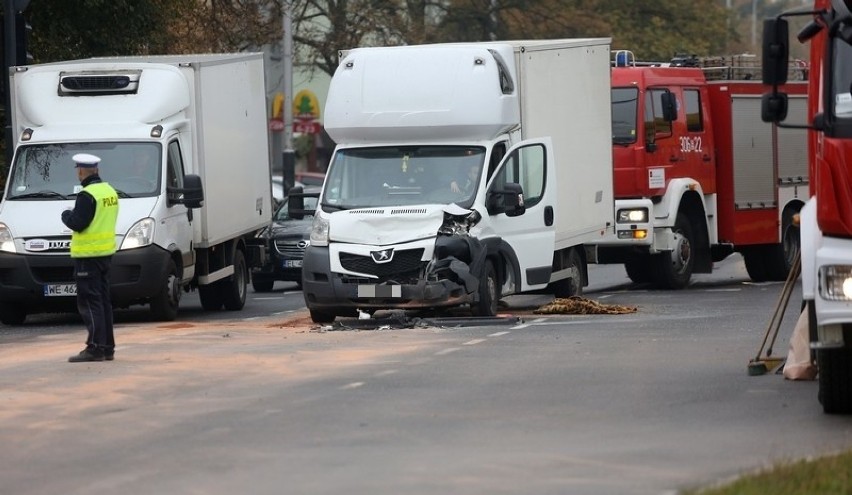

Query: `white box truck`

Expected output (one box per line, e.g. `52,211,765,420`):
0,53,273,323
294,39,614,323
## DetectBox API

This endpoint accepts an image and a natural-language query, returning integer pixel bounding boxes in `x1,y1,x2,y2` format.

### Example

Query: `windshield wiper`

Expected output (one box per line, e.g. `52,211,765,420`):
10,190,69,200
321,203,349,211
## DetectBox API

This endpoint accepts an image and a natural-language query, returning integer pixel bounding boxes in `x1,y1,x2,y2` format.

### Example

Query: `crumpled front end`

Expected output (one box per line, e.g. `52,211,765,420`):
302,207,486,314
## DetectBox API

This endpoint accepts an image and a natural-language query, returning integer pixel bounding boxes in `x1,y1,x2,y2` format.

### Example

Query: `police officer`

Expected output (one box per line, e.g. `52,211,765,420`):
62,153,120,363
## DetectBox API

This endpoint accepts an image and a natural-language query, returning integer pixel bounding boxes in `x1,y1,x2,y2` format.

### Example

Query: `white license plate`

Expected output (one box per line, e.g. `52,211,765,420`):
283,260,303,268
357,285,402,298
44,283,77,296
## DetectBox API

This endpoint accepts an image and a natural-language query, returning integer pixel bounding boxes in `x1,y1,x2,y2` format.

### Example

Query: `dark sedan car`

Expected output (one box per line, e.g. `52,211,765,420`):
251,188,320,292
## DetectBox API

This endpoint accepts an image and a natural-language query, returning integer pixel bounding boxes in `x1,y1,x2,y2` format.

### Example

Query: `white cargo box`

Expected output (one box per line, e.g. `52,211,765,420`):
10,53,272,247
325,44,521,143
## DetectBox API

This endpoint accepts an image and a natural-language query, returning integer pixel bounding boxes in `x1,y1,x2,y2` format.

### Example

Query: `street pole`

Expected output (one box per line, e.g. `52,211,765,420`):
3,0,17,171
282,2,296,189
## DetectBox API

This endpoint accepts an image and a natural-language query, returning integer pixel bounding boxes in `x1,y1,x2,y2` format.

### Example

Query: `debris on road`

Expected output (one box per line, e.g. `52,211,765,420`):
533,296,637,315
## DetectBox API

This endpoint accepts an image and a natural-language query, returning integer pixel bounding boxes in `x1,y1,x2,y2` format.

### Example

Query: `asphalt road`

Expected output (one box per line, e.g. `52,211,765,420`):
2,255,852,495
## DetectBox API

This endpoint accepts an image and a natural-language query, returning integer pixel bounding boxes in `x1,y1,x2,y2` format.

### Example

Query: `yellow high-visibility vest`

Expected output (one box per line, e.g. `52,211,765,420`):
70,182,119,258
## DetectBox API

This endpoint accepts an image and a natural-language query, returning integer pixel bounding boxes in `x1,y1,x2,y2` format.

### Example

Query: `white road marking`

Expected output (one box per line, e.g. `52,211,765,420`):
435,348,460,356
488,331,510,337
374,369,398,377
340,382,365,390
463,339,486,346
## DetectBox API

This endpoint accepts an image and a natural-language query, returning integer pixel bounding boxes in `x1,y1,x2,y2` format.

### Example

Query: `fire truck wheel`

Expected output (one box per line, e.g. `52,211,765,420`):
472,260,498,317
653,213,694,290
742,248,769,282
625,258,653,284
817,347,852,414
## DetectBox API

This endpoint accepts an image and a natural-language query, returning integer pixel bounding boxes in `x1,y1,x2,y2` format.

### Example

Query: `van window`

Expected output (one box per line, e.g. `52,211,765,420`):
167,140,185,190
491,143,545,208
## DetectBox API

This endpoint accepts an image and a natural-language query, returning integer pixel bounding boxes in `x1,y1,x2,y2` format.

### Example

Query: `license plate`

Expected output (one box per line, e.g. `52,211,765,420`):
283,259,303,268
358,285,402,298
44,283,77,297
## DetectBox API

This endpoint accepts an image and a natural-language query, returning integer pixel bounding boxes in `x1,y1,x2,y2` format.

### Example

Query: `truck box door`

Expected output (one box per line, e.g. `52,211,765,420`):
485,138,556,291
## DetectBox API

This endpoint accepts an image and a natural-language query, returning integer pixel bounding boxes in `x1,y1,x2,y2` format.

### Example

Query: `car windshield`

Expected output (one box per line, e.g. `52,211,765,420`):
7,142,162,199
612,87,638,144
321,145,485,209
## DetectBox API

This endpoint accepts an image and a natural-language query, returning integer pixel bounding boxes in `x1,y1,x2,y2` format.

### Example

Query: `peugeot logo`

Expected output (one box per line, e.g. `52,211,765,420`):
370,248,394,263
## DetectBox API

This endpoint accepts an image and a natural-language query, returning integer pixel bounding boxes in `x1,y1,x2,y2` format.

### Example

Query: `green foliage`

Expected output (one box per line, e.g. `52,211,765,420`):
683,450,852,495
28,0,187,62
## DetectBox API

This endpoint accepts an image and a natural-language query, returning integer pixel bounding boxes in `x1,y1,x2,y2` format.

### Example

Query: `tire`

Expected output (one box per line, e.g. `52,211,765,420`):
742,247,769,282
472,259,498,317
817,348,852,414
625,257,653,284
199,283,224,311
764,210,801,281
653,213,694,290
222,250,248,311
309,308,336,324
550,248,584,297
0,303,26,325
150,259,181,321
251,276,274,293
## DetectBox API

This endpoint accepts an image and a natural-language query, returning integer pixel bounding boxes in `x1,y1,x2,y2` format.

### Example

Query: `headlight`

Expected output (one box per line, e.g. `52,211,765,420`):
120,218,155,250
0,223,15,253
617,208,648,223
310,214,329,247
820,265,852,301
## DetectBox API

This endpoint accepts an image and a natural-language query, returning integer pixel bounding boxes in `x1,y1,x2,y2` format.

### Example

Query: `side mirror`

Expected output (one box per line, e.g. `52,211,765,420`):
486,182,525,217
168,174,203,209
762,19,790,85
761,93,789,123
660,92,677,123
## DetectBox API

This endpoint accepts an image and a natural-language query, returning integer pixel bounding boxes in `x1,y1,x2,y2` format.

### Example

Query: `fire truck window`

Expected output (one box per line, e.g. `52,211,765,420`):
684,89,703,132
645,89,673,138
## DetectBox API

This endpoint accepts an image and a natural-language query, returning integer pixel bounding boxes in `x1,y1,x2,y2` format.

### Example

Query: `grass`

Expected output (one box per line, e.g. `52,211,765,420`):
683,450,852,495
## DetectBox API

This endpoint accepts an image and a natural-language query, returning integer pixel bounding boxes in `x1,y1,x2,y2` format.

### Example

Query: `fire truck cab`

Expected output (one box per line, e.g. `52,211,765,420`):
597,51,809,289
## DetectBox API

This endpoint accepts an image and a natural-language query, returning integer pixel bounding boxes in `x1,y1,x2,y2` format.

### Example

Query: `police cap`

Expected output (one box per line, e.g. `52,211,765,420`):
72,153,101,168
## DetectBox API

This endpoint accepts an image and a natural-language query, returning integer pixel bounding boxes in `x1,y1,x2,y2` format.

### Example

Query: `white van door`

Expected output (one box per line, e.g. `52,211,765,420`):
162,139,194,279
485,138,556,291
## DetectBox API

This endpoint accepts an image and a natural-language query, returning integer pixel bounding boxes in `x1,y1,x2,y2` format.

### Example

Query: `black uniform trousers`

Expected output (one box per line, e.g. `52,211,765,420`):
74,256,114,353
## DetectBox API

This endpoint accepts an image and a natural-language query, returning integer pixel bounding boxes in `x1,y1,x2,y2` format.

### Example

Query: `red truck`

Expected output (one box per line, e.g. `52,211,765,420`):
595,53,808,288
762,0,852,413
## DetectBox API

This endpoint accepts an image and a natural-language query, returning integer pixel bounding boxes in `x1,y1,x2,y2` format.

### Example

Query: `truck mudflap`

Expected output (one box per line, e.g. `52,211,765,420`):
0,244,172,313
302,232,489,313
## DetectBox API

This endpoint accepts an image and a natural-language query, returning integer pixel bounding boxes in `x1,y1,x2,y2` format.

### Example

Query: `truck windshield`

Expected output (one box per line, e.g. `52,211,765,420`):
6,142,162,200
833,38,852,119
321,146,486,209
612,87,639,144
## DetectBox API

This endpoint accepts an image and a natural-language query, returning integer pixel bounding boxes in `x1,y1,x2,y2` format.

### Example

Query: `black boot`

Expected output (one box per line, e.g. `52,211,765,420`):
68,347,105,362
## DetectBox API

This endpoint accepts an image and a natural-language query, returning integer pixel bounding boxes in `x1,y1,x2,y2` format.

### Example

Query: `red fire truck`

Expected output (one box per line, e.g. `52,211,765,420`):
762,0,852,413
596,52,808,289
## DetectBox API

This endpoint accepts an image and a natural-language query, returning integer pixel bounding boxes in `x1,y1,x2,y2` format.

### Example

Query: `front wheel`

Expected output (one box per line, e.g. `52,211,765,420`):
150,259,180,321
653,213,694,290
472,259,498,317
817,348,852,414
309,308,336,324
0,303,26,325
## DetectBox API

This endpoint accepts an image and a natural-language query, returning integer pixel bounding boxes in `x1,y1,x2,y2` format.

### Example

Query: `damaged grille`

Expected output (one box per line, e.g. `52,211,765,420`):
339,248,425,277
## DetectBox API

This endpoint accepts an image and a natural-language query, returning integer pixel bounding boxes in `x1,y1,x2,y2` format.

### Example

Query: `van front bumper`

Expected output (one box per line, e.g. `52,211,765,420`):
0,245,172,313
